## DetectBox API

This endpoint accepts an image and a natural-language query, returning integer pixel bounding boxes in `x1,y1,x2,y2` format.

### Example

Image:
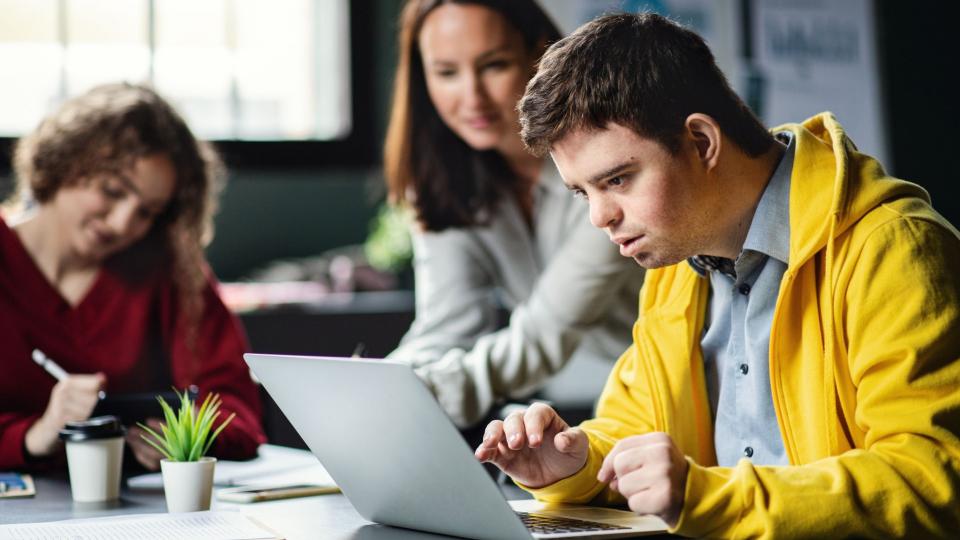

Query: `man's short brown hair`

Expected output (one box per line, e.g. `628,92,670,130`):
519,12,773,157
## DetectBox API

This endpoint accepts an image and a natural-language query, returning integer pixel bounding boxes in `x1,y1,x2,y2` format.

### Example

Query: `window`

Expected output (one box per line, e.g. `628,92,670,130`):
0,0,353,143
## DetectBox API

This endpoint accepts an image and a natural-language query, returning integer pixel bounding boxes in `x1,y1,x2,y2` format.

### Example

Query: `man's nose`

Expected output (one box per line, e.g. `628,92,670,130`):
589,196,621,230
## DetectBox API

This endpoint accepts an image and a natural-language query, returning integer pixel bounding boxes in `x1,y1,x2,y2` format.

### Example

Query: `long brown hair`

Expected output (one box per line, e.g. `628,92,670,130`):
384,0,560,231
6,82,224,338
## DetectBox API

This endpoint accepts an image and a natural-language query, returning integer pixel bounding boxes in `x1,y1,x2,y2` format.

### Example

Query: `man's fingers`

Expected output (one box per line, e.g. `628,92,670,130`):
598,432,671,482
480,420,505,449
554,427,587,455
474,445,498,462
600,446,645,483
626,484,679,521
612,462,664,497
503,411,527,450
475,438,517,468
612,446,652,479
598,453,616,483
523,402,560,448
475,421,519,464
476,420,505,461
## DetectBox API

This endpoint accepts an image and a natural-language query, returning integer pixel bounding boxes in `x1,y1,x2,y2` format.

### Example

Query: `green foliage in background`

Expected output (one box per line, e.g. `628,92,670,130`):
365,203,413,273
138,390,235,462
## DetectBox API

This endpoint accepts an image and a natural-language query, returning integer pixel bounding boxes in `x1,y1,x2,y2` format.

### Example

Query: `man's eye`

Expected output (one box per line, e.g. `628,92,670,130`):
572,189,588,201
608,176,624,187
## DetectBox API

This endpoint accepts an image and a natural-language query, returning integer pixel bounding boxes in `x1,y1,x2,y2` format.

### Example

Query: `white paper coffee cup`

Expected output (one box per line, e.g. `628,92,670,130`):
59,416,125,502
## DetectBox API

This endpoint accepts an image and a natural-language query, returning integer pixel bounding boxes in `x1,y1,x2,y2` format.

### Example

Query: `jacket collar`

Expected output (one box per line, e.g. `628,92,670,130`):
773,112,930,271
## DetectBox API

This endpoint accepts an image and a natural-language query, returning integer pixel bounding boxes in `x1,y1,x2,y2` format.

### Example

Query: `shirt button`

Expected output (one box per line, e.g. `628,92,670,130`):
744,446,754,458
739,363,749,375
738,283,751,295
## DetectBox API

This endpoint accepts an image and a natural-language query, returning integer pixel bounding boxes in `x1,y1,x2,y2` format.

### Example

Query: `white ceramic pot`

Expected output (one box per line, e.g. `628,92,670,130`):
160,457,217,512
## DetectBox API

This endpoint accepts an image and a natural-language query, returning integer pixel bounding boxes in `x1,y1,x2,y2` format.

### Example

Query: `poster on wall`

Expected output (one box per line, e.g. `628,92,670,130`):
752,0,889,166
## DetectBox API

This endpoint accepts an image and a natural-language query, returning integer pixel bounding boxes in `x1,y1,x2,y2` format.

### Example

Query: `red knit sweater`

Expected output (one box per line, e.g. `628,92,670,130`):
0,217,265,469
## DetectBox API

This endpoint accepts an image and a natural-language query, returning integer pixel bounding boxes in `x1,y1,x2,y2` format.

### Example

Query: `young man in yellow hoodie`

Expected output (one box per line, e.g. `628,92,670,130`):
474,12,960,538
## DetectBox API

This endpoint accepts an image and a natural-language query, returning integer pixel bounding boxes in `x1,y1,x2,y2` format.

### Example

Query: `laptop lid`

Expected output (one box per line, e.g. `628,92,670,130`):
244,354,533,540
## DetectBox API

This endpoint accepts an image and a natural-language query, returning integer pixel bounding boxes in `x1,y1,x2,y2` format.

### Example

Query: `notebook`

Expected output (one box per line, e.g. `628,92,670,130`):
0,473,34,499
244,354,668,539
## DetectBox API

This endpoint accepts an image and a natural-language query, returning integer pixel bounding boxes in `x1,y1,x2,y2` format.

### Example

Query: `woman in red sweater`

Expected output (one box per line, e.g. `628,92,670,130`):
0,83,265,471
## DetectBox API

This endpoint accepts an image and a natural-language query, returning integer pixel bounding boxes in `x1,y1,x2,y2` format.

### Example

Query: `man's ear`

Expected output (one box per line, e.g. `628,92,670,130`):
685,113,721,171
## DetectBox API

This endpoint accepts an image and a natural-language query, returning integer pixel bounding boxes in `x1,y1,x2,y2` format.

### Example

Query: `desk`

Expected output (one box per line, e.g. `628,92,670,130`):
0,468,540,539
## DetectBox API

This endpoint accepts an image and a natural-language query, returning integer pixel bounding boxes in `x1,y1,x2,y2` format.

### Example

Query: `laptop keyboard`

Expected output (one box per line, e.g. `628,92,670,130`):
517,512,631,534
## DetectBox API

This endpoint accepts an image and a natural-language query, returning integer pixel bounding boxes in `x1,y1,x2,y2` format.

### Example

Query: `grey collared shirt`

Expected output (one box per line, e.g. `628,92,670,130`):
696,132,795,467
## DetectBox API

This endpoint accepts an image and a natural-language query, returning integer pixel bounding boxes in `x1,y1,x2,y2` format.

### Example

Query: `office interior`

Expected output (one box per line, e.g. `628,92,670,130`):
1,0,958,448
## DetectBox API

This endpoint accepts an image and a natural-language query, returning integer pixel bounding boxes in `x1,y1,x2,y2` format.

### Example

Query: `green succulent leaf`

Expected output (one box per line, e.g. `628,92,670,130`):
141,388,235,462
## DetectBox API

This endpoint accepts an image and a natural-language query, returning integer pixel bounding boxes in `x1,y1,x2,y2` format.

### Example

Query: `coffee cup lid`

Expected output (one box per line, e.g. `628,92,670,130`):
59,415,125,442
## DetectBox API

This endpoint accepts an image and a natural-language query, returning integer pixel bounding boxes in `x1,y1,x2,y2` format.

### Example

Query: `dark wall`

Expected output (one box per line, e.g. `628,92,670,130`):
205,168,384,281
876,1,960,227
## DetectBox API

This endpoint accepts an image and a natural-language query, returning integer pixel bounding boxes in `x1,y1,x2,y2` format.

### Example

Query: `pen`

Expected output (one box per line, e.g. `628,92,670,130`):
31,349,106,400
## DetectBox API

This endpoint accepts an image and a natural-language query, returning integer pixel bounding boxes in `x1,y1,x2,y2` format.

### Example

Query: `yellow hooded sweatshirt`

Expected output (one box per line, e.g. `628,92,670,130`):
527,113,960,538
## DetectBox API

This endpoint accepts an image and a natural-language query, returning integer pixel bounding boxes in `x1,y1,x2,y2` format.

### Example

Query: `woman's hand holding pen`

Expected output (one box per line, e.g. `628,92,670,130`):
24,373,106,457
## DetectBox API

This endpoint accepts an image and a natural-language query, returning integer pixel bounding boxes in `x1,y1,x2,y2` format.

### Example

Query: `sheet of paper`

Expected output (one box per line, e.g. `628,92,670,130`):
128,445,332,489
0,511,278,540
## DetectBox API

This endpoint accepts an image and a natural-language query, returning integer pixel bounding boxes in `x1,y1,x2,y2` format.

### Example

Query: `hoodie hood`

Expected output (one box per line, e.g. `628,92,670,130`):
774,112,931,270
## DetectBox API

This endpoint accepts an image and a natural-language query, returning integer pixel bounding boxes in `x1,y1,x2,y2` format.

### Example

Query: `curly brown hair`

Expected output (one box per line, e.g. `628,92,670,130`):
5,82,225,337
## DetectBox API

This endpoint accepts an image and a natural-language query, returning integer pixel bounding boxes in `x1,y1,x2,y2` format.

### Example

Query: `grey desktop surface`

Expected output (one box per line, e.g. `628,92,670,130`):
0,468,534,539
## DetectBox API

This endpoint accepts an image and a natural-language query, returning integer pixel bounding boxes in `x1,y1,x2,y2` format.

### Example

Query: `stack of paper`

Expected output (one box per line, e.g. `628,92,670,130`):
0,511,279,540
128,445,333,489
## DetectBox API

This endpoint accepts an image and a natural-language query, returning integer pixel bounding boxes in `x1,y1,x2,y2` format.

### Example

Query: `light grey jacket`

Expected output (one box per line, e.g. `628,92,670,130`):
387,162,645,427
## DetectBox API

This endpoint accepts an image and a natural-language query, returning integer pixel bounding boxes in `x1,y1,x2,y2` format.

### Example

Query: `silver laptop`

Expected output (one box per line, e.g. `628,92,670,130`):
244,354,668,540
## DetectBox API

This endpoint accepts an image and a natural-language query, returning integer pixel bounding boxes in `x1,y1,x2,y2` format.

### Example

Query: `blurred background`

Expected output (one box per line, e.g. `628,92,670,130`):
1,0,957,383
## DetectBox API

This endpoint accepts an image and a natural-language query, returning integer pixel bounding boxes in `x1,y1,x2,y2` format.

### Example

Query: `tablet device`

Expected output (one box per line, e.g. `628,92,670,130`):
91,387,198,426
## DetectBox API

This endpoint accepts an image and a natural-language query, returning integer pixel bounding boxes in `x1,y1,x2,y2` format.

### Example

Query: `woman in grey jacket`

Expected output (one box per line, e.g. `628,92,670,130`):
383,0,644,427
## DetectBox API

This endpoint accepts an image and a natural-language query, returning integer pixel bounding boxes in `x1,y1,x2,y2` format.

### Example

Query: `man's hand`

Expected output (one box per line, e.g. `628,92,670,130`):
474,402,589,488
25,373,106,457
597,432,688,528
126,418,166,471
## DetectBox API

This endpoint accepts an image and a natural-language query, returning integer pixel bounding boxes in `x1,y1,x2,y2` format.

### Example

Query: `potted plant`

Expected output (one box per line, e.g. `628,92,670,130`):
139,389,235,513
